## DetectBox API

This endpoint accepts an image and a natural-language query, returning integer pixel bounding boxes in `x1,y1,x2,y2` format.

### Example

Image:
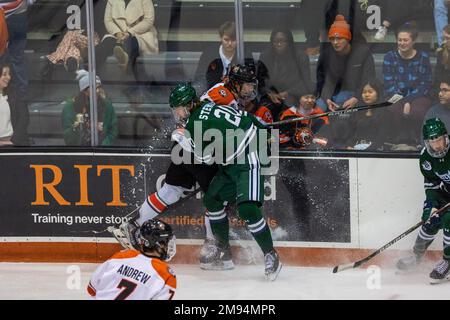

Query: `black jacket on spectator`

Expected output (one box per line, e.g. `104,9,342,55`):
257,50,312,99
194,47,254,92
8,87,29,145
315,42,375,101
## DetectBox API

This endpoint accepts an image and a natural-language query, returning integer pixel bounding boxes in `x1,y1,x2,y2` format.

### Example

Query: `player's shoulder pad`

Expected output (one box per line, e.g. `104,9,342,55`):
151,259,177,288
419,148,434,171
110,249,140,260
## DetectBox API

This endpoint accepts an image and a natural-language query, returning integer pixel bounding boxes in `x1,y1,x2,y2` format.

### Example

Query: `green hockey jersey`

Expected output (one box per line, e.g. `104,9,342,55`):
184,102,267,165
420,143,450,205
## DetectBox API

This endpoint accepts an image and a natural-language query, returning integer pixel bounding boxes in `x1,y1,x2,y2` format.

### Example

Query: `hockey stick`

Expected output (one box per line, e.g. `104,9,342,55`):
268,94,403,127
332,201,450,273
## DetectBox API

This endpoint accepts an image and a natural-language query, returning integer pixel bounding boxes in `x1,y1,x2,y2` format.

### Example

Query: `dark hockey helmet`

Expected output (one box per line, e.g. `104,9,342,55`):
228,64,257,84
423,118,450,158
227,64,258,101
169,83,198,108
135,219,176,261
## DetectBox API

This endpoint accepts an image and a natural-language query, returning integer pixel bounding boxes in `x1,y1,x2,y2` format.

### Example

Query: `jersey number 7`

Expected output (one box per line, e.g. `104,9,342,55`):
115,279,138,300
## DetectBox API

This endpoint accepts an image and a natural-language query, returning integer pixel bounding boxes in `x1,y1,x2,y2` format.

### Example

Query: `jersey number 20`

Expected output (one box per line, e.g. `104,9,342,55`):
214,106,241,127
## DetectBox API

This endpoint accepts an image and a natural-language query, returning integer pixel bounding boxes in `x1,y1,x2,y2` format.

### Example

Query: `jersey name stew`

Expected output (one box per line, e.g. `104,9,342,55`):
185,102,263,165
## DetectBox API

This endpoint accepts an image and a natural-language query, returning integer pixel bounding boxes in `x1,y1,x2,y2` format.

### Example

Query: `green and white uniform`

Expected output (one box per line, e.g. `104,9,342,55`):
184,102,266,205
419,145,450,259
184,102,274,253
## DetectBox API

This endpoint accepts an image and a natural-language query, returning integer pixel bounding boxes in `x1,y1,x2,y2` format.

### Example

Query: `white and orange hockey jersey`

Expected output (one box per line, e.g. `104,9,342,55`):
200,82,238,109
87,249,176,300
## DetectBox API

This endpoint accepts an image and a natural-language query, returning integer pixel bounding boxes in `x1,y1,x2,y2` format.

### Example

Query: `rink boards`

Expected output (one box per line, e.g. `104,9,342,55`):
0,152,441,266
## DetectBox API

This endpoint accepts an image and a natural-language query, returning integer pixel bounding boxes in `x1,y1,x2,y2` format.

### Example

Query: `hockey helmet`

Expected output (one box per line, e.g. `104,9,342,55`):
169,83,198,108
227,64,258,101
169,83,198,126
135,219,176,261
423,118,450,158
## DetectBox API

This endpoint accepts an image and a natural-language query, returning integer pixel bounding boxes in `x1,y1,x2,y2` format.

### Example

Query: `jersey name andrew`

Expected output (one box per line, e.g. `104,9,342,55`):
117,264,152,284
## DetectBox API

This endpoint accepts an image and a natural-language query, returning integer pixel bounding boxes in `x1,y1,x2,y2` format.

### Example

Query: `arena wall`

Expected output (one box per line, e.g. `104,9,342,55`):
0,152,442,267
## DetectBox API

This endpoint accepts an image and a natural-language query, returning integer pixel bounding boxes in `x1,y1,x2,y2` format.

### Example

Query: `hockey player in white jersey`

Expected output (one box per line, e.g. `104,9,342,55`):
88,219,177,300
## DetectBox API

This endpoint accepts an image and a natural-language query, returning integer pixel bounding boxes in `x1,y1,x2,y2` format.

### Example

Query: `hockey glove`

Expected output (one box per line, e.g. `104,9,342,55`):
424,207,442,228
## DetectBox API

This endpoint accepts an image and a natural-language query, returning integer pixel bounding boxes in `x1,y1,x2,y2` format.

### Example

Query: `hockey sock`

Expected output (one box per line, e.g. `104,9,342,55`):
137,183,184,225
413,225,438,257
238,202,273,254
204,215,214,240
206,208,229,248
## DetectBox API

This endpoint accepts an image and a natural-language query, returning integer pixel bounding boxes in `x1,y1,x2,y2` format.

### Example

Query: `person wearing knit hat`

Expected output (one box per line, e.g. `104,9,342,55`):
315,14,375,149
328,14,352,42
61,70,118,146
76,69,102,92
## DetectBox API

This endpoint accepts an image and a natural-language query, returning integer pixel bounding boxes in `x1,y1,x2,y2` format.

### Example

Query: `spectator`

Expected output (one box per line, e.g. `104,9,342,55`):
383,22,432,146
43,0,107,78
0,9,8,57
98,0,159,73
0,59,29,146
301,0,327,56
279,92,329,149
432,24,450,101
194,21,254,93
1,0,29,96
324,0,384,44
434,0,450,47
257,27,313,121
351,77,385,150
316,14,375,112
425,75,450,130
62,70,118,146
374,0,433,42
315,14,375,149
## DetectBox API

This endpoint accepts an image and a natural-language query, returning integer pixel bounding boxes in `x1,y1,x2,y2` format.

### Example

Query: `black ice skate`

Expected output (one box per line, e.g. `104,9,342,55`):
199,242,234,270
264,249,282,281
396,254,422,272
429,259,450,284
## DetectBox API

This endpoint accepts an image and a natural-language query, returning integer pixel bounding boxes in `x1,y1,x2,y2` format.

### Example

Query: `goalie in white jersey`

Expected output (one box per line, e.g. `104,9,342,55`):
87,219,177,300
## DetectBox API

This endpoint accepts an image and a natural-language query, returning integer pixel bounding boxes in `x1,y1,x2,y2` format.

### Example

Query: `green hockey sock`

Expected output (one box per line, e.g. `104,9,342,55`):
238,202,273,254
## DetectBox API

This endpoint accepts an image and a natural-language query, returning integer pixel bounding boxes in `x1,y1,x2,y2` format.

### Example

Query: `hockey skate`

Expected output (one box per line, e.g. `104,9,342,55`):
429,259,450,284
108,219,140,250
264,249,282,281
199,242,234,270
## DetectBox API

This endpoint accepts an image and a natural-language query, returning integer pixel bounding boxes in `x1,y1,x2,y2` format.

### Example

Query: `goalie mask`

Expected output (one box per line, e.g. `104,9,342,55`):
134,219,177,261
227,64,258,102
293,127,314,147
423,118,450,158
169,83,198,126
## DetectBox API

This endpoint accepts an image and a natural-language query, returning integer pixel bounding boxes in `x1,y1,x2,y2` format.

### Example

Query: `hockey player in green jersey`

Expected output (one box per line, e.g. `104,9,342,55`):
169,83,282,281
397,118,450,284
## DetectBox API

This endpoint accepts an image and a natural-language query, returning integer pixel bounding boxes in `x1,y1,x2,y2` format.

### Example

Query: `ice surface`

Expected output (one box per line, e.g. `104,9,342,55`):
0,262,448,300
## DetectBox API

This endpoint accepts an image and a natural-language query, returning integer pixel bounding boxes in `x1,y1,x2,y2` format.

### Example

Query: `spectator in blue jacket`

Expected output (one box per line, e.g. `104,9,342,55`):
383,22,432,146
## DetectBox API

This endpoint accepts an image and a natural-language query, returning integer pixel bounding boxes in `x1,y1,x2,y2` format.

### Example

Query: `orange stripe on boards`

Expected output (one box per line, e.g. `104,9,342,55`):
0,243,442,267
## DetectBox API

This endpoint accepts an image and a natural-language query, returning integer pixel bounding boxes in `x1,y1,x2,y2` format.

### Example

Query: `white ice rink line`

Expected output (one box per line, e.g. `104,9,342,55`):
0,262,448,300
